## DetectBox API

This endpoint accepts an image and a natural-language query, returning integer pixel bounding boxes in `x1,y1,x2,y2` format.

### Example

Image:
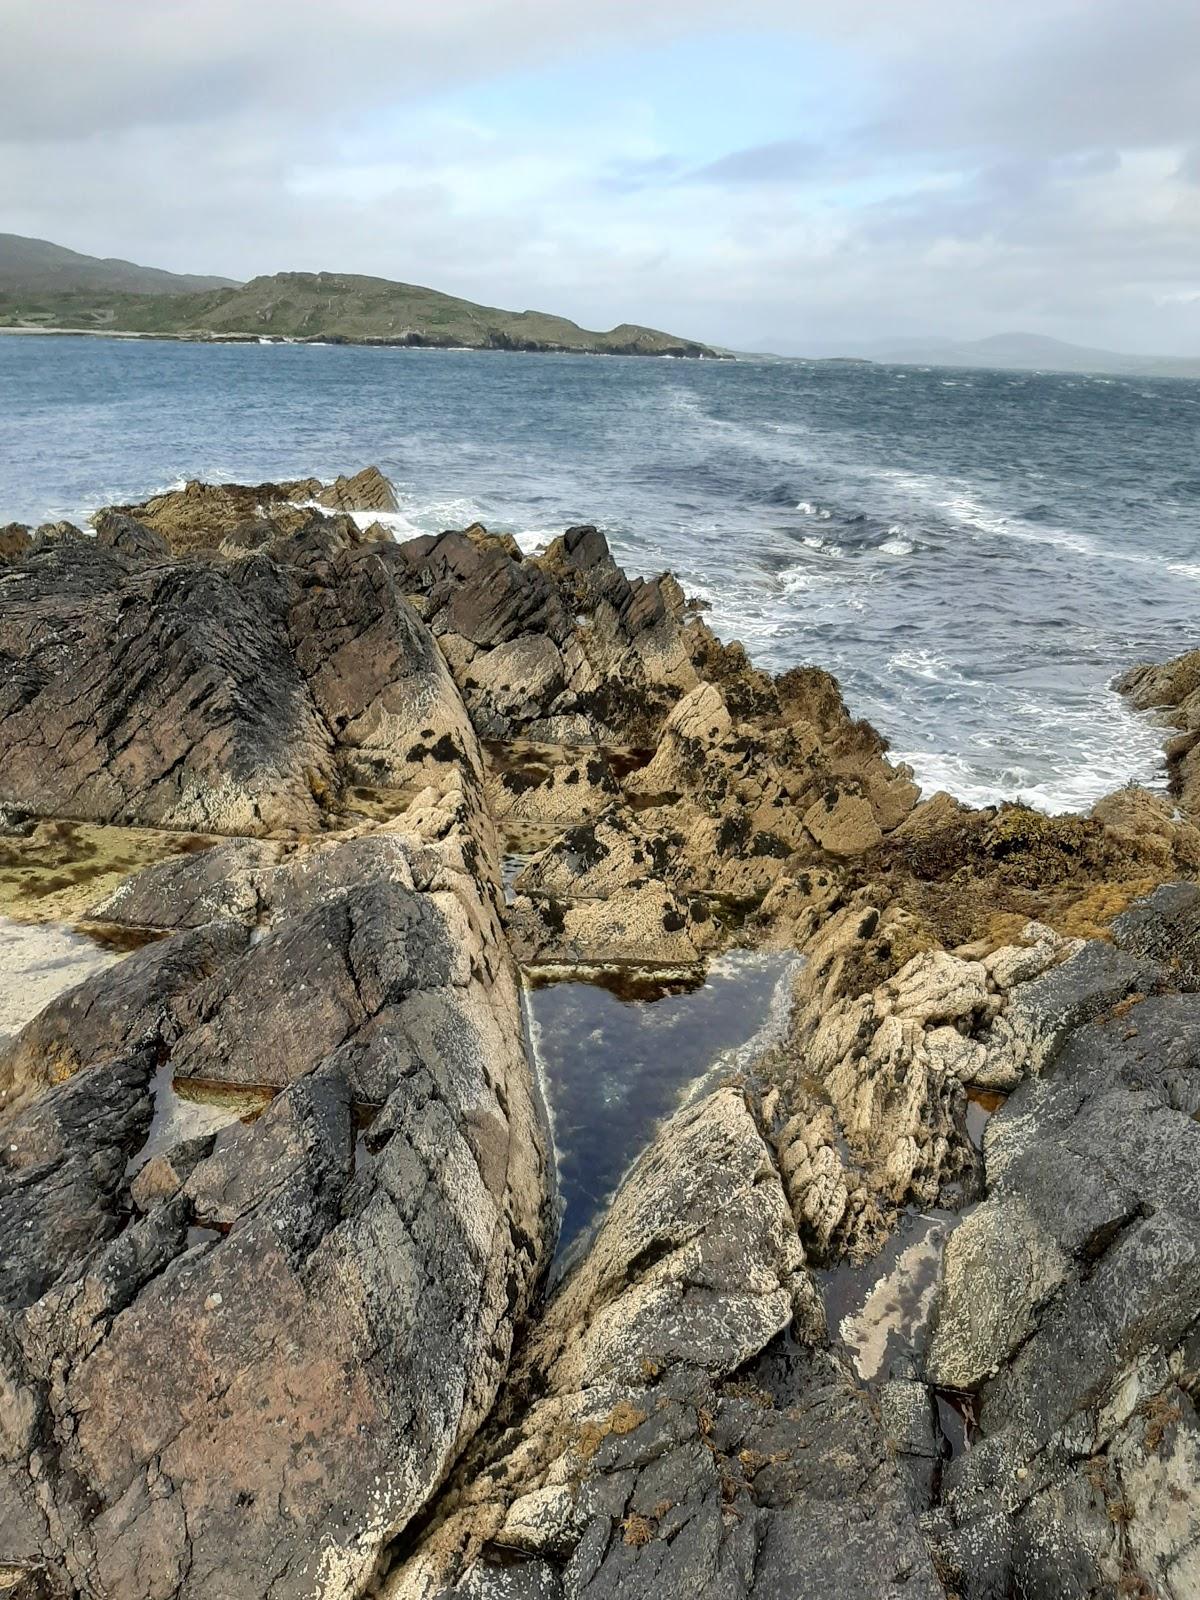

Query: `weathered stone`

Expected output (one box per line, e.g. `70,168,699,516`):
1112,879,1200,989
929,983,1200,1600
382,1088,940,1600
314,464,399,515
0,794,551,1600
101,468,397,554
0,544,337,832
0,523,31,562
0,528,479,835
506,882,718,971
803,786,883,857
0,921,249,1116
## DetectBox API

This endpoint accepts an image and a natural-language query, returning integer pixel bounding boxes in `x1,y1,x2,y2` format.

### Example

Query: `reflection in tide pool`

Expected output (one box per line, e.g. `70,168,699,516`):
0,916,122,1044
819,1207,964,1386
525,950,798,1264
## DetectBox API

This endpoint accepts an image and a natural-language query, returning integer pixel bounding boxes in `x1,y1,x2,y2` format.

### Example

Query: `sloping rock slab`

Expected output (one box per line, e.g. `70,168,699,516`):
928,989,1200,1600
0,824,552,1600
0,536,477,834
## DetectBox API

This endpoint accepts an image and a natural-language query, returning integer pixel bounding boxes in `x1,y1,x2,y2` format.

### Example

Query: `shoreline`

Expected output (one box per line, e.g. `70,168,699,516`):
0,323,730,357
1,468,1198,1597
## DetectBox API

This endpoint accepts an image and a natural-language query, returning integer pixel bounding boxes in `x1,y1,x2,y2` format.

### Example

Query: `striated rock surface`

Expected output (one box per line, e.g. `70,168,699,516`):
0,520,479,835
103,466,397,554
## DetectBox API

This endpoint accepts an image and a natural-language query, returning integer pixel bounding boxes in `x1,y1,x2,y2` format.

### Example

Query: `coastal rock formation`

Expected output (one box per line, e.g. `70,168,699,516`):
103,465,397,554
381,1087,941,1600
0,812,552,1600
758,910,1146,1261
0,511,479,834
0,523,31,561
2,467,1199,1600
392,523,706,749
1118,646,1200,819
927,966,1200,1600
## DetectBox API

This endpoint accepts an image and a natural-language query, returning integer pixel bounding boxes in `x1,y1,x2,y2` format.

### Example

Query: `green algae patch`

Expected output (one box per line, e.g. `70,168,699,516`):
0,818,213,925
335,785,413,828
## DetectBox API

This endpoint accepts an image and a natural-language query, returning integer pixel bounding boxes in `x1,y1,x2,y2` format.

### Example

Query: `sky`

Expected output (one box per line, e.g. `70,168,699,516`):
3,0,1199,353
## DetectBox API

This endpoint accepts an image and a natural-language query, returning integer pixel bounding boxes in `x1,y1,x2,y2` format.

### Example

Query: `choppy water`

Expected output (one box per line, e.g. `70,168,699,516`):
3,335,1198,809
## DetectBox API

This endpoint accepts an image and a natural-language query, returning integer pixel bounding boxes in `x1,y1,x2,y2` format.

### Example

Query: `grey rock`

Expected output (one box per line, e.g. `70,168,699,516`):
0,818,552,1599
1113,880,1200,990
383,1088,940,1600
930,989,1200,1599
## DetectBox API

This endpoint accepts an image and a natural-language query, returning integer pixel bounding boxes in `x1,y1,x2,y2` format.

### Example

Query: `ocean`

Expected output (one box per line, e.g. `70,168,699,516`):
3,334,1198,811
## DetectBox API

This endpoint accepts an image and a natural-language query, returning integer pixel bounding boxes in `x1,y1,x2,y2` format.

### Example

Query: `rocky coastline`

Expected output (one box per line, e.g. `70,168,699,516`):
0,467,1197,1599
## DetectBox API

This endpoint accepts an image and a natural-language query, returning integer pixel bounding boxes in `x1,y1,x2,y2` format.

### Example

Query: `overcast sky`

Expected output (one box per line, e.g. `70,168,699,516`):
3,0,1199,352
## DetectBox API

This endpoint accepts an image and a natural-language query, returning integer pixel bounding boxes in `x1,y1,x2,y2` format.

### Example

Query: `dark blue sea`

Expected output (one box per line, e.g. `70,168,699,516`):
4,334,1199,810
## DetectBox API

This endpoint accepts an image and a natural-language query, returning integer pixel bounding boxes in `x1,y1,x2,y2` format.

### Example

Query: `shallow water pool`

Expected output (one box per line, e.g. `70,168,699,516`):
525,948,797,1264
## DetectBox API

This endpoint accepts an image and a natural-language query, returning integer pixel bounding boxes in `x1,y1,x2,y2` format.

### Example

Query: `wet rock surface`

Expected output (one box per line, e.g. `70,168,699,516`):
0,468,1198,1599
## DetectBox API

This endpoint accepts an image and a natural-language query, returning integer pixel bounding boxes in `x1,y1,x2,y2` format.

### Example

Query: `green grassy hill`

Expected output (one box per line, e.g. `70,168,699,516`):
0,232,236,295
0,239,721,357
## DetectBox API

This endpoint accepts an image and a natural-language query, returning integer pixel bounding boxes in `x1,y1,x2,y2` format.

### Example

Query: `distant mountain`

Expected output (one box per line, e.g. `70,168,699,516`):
0,236,721,358
756,329,1200,380
0,233,238,295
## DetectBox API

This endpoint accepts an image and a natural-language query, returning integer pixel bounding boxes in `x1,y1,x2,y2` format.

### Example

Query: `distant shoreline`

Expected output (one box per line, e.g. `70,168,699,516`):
0,325,728,357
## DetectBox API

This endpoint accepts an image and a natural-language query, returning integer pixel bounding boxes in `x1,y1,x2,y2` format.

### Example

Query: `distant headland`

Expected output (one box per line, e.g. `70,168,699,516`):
0,232,725,358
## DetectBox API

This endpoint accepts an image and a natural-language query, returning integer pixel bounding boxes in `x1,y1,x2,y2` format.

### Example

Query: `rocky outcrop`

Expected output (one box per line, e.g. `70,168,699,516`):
760,909,1131,1261
392,524,708,751
1118,646,1200,819
0,812,552,1599
3,469,1200,1600
0,523,31,561
102,466,397,554
0,524,479,835
926,971,1200,1600
381,1087,942,1600
312,465,399,516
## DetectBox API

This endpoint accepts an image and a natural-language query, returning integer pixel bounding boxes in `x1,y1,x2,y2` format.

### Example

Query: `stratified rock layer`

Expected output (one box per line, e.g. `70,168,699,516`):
0,515,478,834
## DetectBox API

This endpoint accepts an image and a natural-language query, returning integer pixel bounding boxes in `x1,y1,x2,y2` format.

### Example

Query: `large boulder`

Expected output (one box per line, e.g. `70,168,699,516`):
0,815,552,1597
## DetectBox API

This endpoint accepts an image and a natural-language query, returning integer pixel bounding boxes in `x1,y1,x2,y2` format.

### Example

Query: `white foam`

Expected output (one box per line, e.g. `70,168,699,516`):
878,528,914,555
871,465,1200,581
895,687,1169,814
889,647,952,682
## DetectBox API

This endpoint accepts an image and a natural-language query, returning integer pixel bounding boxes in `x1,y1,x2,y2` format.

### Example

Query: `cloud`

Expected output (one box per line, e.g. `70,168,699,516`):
1,0,1199,351
685,139,821,185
